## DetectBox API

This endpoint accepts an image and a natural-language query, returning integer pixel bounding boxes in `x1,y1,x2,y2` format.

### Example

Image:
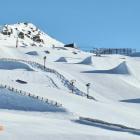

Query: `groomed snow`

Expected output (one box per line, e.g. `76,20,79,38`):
0,23,140,140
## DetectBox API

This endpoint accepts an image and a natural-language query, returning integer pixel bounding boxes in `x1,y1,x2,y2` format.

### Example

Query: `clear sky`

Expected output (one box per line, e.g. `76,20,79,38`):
0,0,140,50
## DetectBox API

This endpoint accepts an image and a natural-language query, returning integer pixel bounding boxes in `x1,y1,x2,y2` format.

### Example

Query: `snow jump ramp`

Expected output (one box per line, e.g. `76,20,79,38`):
82,61,130,75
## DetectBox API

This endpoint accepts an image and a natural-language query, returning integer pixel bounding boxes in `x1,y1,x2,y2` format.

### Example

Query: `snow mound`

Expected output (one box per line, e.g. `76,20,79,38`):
78,56,93,65
130,52,140,57
110,61,130,74
83,61,130,75
55,57,67,62
26,51,39,56
0,60,33,71
0,88,65,112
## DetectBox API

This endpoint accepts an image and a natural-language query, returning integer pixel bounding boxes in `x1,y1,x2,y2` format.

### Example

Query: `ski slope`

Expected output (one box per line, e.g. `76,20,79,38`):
0,23,140,140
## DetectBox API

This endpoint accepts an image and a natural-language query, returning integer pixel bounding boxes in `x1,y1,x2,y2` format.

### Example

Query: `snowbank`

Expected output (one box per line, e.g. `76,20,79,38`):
0,60,33,71
0,87,65,112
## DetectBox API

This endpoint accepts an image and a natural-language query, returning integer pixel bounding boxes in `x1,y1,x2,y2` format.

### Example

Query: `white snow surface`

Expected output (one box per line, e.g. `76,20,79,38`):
0,23,140,140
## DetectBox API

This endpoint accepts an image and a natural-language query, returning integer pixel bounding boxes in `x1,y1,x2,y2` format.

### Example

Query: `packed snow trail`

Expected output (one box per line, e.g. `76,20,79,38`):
0,58,96,100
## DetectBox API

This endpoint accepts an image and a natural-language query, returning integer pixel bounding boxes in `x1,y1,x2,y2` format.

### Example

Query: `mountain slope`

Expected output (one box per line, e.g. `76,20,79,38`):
0,22,140,140
0,22,64,47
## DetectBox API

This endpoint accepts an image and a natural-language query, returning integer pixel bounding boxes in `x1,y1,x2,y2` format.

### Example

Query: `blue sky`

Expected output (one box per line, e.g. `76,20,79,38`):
0,0,140,50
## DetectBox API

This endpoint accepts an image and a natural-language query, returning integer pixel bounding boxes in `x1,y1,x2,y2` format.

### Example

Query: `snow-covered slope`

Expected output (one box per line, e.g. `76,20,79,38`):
0,23,140,140
0,22,64,47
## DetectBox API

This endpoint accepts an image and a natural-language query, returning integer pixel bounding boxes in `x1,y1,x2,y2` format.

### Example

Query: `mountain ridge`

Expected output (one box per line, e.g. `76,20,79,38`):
0,22,64,48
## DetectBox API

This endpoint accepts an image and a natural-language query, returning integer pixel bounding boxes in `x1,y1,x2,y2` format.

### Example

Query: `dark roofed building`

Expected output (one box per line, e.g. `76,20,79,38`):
64,43,77,48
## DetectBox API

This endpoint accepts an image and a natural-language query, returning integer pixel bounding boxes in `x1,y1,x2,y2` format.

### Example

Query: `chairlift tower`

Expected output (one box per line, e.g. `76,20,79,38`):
43,56,47,69
86,83,91,97
16,31,20,48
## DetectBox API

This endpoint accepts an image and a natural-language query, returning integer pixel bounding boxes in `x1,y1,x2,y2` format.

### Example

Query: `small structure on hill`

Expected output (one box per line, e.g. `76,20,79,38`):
64,43,77,48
